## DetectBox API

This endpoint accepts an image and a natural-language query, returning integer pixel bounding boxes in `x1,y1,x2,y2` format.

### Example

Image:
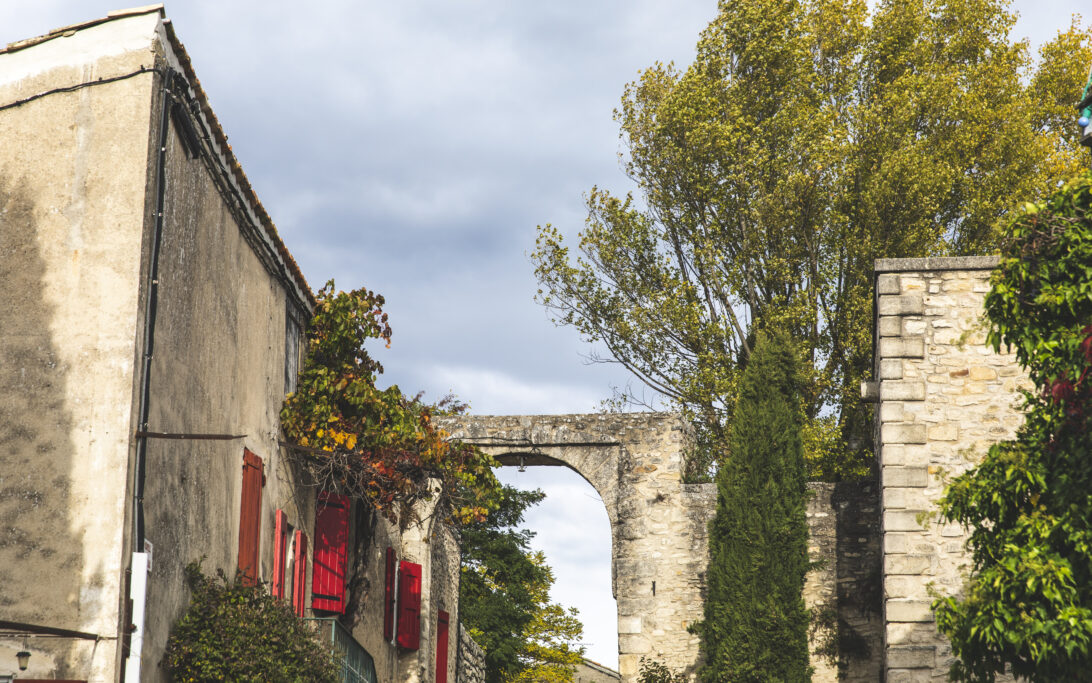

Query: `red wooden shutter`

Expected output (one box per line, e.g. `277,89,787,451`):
436,609,450,683
292,530,308,617
397,560,422,650
383,547,396,640
237,449,264,582
311,491,350,613
272,509,288,598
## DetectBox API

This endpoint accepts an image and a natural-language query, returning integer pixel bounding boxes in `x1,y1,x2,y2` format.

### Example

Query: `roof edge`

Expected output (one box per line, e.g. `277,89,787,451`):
1,7,317,311
158,18,316,311
1,5,164,56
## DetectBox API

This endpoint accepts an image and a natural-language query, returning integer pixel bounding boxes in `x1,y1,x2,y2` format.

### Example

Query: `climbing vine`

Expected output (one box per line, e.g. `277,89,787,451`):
933,172,1092,681
280,282,499,523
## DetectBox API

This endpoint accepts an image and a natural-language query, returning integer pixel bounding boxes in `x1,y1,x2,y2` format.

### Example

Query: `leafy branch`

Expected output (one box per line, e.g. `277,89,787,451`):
280,282,499,524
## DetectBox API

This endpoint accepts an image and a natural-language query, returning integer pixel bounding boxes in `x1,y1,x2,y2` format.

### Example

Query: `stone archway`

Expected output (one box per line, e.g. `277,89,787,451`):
436,413,714,682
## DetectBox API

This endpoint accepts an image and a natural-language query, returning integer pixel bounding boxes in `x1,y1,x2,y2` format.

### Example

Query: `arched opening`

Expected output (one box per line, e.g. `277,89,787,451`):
437,412,707,682
496,463,619,670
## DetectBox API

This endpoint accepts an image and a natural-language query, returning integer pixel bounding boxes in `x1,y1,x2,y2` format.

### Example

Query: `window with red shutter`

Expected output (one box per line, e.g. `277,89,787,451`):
311,491,350,613
436,610,450,683
272,509,288,598
292,529,308,617
383,547,396,641
237,449,264,582
397,560,422,650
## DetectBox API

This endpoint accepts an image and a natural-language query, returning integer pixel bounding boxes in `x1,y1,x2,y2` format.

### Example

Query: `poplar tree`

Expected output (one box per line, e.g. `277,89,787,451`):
533,0,1092,480
701,331,810,682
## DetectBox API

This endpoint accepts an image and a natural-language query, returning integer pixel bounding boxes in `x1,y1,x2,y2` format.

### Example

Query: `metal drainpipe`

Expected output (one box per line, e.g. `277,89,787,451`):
125,66,176,683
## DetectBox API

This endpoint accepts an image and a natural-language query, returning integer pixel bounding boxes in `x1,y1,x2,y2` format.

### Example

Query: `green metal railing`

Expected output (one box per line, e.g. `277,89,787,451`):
304,617,378,683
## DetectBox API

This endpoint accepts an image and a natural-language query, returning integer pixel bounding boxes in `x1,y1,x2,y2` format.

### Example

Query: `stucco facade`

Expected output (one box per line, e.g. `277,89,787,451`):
0,8,461,682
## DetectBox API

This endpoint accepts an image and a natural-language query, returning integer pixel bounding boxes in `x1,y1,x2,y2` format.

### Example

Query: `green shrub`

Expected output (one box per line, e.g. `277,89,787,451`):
164,562,339,683
933,171,1092,681
637,657,687,683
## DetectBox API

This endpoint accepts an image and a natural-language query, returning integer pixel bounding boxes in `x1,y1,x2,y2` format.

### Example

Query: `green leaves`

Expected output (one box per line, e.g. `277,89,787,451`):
532,0,1092,482
165,563,340,682
459,486,584,683
280,281,500,524
701,331,812,682
934,170,1092,681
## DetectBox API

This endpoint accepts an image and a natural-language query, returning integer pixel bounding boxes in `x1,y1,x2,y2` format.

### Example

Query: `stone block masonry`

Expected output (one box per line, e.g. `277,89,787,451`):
869,257,1028,682
439,414,883,682
456,624,485,683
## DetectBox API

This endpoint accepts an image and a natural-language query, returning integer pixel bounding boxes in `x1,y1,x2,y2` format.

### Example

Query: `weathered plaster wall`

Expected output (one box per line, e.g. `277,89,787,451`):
347,503,402,680
0,12,161,681
337,492,462,683
429,517,461,683
136,42,316,681
870,257,1028,682
391,489,461,683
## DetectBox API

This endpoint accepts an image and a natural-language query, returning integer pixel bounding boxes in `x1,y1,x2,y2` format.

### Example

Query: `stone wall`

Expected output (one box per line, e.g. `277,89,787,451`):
832,479,884,681
439,414,882,682
439,413,704,682
869,257,1028,682
456,624,485,683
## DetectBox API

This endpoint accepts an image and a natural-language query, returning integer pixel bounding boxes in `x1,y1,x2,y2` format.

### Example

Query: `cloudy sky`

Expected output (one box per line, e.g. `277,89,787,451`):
1,0,1087,669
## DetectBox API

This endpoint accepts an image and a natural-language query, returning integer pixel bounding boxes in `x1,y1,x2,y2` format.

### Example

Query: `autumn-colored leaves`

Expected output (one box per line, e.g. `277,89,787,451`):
281,281,498,524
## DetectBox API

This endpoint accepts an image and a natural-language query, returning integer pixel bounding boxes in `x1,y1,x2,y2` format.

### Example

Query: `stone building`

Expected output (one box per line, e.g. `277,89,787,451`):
0,7,464,682
573,657,621,683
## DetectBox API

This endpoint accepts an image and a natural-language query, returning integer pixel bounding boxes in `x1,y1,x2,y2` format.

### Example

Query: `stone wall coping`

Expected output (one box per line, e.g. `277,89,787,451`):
874,256,1000,273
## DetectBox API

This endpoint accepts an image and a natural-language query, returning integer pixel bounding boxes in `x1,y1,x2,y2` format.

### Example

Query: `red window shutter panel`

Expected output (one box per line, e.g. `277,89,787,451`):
292,530,308,617
272,509,287,598
383,547,396,640
436,610,450,683
311,491,350,613
397,560,422,650
237,449,264,583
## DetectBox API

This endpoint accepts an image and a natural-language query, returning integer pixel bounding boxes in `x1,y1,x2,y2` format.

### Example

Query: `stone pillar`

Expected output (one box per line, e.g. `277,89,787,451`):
868,257,1028,682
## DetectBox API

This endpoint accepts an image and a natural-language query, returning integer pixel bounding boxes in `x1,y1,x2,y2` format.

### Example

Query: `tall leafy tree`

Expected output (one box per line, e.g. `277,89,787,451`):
700,330,811,682
533,0,1092,479
933,172,1092,681
459,485,585,683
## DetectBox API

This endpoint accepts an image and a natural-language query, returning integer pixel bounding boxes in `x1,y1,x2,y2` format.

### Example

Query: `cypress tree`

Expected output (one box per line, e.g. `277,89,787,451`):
701,330,811,682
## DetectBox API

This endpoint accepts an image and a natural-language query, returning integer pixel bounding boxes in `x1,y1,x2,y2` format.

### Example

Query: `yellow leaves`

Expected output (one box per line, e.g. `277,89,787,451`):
282,283,501,525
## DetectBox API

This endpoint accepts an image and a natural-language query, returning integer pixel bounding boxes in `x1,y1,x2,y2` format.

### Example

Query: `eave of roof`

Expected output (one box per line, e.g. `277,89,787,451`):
2,5,317,311
159,17,316,310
